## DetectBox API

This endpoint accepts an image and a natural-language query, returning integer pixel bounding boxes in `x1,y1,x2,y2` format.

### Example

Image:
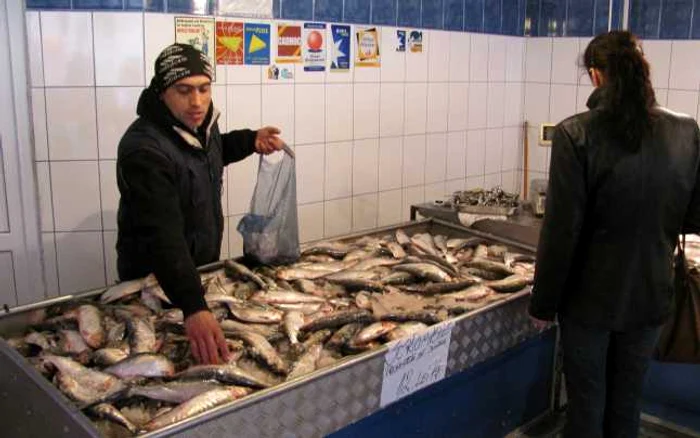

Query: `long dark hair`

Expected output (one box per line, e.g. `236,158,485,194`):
583,31,657,149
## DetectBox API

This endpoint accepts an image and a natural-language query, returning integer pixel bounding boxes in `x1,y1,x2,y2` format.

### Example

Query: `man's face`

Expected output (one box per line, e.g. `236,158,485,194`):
161,75,212,130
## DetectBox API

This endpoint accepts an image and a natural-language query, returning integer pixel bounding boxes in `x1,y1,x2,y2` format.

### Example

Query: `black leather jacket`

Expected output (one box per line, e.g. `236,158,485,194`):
530,88,700,330
117,86,256,317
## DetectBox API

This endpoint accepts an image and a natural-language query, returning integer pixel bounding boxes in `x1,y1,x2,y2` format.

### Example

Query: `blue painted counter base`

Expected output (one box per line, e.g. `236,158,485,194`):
328,328,557,438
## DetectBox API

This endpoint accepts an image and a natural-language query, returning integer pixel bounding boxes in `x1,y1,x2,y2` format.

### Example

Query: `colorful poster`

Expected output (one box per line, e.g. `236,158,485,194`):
175,17,216,79
244,23,271,65
302,22,326,72
330,24,350,72
218,0,273,18
396,30,406,52
276,24,302,63
409,30,423,53
355,27,380,67
216,21,244,65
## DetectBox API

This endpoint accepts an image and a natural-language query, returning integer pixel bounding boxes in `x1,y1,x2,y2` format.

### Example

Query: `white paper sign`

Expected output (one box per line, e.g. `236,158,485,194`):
380,321,455,407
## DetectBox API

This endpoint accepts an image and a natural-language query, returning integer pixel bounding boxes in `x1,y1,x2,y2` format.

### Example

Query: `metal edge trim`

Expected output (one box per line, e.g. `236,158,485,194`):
640,413,700,438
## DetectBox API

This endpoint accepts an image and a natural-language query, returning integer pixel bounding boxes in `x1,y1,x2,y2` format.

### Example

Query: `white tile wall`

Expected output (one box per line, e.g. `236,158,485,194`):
27,11,526,296
525,38,552,83
642,40,672,89
669,41,700,90
667,90,699,118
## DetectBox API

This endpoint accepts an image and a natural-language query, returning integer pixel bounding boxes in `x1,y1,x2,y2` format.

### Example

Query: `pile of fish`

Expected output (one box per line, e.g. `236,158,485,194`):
3,228,535,437
452,187,520,209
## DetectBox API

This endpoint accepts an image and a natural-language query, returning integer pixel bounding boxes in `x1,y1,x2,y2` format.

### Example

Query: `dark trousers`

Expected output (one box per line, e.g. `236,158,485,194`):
560,318,661,438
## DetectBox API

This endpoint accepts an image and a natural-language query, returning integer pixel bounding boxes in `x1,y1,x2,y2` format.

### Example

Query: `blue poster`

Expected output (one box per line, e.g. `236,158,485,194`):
397,30,406,52
330,24,350,72
244,23,270,65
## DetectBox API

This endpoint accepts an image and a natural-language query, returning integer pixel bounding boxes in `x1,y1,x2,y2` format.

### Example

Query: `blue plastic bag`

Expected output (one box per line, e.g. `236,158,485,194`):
237,152,300,265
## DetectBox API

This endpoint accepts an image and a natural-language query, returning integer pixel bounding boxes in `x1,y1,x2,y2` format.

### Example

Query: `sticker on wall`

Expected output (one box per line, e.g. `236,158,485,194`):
175,17,216,79
276,24,302,63
216,21,244,65
302,22,326,72
355,27,380,67
244,23,271,65
267,64,294,80
408,30,423,53
330,24,350,72
396,30,406,52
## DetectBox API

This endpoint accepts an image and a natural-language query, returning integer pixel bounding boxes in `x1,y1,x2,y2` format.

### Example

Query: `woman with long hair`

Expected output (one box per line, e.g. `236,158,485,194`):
529,31,700,438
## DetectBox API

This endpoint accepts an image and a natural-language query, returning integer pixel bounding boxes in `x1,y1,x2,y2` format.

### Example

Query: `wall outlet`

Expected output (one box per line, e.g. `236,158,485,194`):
539,123,555,147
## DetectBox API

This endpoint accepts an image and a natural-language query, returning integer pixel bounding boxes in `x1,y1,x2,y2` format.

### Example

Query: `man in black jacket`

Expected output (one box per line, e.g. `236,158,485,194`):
116,44,284,365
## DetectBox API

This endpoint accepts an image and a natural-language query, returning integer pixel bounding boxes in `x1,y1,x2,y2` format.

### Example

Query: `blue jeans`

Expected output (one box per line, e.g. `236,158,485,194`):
560,317,662,438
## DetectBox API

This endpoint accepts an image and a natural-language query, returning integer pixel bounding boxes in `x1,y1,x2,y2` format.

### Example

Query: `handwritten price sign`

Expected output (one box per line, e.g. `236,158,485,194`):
380,321,455,407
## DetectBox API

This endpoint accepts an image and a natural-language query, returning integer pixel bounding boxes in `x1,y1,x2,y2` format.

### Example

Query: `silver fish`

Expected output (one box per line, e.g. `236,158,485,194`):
485,275,531,293
386,241,407,259
385,322,429,342
41,355,126,406
127,380,224,404
250,290,326,305
301,309,375,333
89,403,138,434
465,258,515,276
400,278,481,295
126,317,157,354
394,263,452,282
379,310,446,325
301,241,351,258
351,257,402,271
277,267,335,281
78,305,105,349
352,321,398,344
224,260,266,289
274,302,324,314
283,311,305,344
382,271,416,285
175,364,271,388
60,330,91,355
141,288,163,313
227,330,288,375
354,292,372,310
446,237,486,251
24,331,53,351
504,252,536,267
433,235,448,254
162,309,184,325
410,233,440,256
100,279,143,304
441,284,495,302
228,304,283,324
103,316,126,346
395,229,411,246
142,387,251,432
105,354,175,379
487,245,508,259
474,244,489,259
461,267,505,281
220,319,279,340
287,343,322,380
324,270,383,290
326,323,364,349
93,348,130,367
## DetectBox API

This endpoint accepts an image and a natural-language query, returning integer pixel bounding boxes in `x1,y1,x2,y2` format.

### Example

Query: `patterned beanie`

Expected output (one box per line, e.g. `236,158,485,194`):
153,43,212,93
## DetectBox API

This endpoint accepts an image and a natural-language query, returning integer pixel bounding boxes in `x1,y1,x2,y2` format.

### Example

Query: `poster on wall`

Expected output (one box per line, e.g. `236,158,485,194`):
396,30,406,52
409,30,423,53
355,26,380,67
218,0,273,18
175,17,216,79
244,23,271,65
216,21,244,65
276,24,302,63
329,24,350,72
302,22,326,72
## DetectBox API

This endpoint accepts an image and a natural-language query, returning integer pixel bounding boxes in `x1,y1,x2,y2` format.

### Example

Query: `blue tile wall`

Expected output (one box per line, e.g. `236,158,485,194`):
693,0,700,38
539,0,565,36
660,0,693,38
344,0,371,23
371,0,397,25
26,0,71,8
567,0,594,36
610,0,624,29
525,0,539,35
281,0,313,20
422,0,444,29
73,0,123,9
397,0,421,27
502,0,525,35
464,0,485,32
484,0,502,33
593,0,611,33
444,0,465,31
314,0,343,22
630,0,662,38
273,0,281,18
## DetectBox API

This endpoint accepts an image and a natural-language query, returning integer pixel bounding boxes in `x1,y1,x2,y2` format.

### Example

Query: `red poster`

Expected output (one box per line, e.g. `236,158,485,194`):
216,21,244,65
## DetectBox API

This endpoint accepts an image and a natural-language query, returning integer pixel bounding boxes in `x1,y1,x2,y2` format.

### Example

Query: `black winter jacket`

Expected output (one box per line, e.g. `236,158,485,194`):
116,86,256,317
529,88,700,330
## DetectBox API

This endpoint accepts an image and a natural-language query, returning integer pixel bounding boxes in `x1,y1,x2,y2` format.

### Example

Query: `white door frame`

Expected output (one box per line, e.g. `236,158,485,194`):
0,0,45,306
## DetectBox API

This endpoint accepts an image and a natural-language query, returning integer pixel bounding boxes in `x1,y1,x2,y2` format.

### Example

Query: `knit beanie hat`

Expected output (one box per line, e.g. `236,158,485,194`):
152,43,213,93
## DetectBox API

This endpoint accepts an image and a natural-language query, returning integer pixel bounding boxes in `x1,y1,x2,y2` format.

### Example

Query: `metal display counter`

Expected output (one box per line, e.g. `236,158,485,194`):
0,219,553,438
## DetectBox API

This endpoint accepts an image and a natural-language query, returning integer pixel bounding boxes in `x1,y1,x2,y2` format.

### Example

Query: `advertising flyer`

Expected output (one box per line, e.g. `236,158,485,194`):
216,21,244,65
302,22,326,72
244,22,271,65
355,26,380,67
175,17,216,79
330,24,350,72
276,23,302,63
